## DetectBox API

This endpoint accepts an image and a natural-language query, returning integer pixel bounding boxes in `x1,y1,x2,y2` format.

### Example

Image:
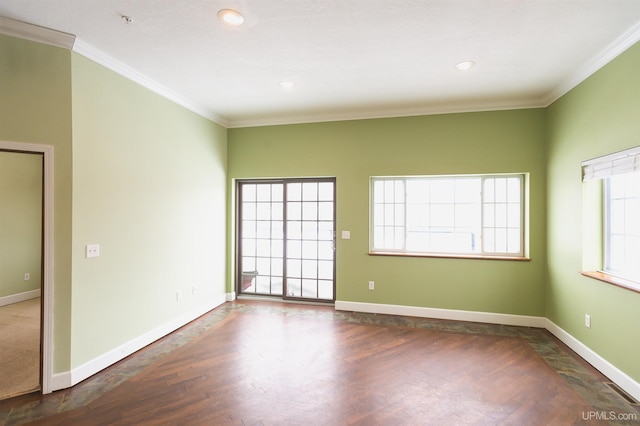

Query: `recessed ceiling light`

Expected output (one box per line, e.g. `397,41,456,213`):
217,9,244,26
455,61,476,71
280,81,295,89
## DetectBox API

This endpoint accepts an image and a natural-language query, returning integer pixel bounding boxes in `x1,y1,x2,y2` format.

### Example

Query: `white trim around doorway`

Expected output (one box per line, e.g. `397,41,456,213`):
0,140,54,394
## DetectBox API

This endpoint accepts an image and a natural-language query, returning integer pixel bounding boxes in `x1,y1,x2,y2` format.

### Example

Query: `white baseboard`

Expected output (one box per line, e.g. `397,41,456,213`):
335,300,547,328
226,291,236,301
335,300,640,404
51,293,230,391
545,319,640,402
0,289,41,307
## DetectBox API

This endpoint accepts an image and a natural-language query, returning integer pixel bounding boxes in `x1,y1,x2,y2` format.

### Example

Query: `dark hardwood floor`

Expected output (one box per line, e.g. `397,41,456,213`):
1,300,638,425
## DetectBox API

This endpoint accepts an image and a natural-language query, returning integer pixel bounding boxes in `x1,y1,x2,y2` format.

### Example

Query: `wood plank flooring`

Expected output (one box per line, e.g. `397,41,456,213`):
1,300,639,425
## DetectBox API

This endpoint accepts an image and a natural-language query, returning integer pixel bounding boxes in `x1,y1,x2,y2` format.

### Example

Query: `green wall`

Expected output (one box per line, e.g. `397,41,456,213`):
228,109,547,316
1,33,228,374
70,54,227,367
546,42,640,383
0,34,73,372
0,151,42,298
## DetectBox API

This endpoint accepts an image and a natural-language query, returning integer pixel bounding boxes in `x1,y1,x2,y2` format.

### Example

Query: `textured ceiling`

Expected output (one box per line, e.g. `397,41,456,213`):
1,1,640,127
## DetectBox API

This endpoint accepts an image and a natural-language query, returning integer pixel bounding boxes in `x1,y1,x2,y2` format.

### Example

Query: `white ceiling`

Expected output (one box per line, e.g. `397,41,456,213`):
1,1,640,128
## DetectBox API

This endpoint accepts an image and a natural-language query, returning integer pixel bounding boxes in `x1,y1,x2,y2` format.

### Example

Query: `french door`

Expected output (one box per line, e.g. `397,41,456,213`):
237,178,336,302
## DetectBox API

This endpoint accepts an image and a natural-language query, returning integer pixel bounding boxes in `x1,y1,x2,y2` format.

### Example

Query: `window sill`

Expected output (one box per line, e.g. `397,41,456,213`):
369,251,530,261
581,271,640,294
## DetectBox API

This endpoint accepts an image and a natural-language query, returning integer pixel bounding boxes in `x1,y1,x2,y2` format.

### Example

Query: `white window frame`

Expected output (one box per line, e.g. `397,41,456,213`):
370,174,526,259
582,146,640,290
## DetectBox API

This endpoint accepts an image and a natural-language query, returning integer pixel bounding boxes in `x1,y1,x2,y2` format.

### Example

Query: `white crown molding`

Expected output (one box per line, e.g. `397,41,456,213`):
0,16,75,49
72,38,230,128
542,20,640,107
227,98,547,128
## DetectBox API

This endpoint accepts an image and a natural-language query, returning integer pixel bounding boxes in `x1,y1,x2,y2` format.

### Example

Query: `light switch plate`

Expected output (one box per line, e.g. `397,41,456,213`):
341,230,351,239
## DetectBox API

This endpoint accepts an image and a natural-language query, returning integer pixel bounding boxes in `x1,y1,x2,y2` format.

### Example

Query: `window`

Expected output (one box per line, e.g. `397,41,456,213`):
583,146,640,287
370,174,526,258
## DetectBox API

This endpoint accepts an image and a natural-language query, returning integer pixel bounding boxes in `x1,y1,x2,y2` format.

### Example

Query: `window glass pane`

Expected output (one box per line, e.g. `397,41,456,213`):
407,179,429,203
507,178,520,200
495,229,507,252
302,221,317,240
318,221,334,240
318,202,333,220
374,180,384,203
507,204,521,228
318,280,333,299
256,221,271,239
271,258,283,277
302,279,318,298
256,276,270,293
256,202,271,220
287,259,301,277
303,182,318,201
272,203,283,220
271,221,283,239
242,184,256,201
287,240,301,259
242,257,255,271
484,179,495,202
302,202,318,220
242,239,256,256
318,260,333,279
271,184,283,202
242,203,256,220
455,179,480,203
318,241,333,260
256,239,270,257
507,229,521,253
384,180,395,203
302,260,318,278
242,221,256,238
287,183,302,201
495,204,507,227
394,180,404,203
302,240,318,259
272,240,283,258
395,204,405,226
287,202,301,220
256,257,271,276
256,185,271,202
431,179,454,203
286,278,301,297
495,178,507,202
374,204,385,226
318,182,333,201
431,204,454,227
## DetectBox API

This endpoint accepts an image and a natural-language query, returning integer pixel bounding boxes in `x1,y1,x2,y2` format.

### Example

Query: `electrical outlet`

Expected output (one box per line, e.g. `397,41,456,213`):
192,286,198,295
368,281,375,290
24,273,30,281
176,291,182,302
86,244,100,258
585,314,591,328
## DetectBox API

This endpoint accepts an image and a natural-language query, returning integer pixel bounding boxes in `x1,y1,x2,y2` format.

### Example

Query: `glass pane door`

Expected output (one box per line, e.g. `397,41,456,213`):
237,179,335,302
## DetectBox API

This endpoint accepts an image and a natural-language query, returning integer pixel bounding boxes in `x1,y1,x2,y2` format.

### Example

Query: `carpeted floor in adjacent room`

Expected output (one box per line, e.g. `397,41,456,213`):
0,298,40,400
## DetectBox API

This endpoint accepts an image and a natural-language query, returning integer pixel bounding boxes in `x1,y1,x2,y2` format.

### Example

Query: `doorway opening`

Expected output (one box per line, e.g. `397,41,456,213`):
236,178,336,303
0,141,54,397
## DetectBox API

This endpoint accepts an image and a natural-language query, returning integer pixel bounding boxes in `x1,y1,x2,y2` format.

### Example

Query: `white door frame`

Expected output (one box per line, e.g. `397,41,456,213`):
0,140,54,394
